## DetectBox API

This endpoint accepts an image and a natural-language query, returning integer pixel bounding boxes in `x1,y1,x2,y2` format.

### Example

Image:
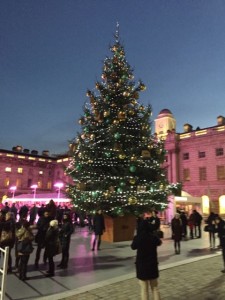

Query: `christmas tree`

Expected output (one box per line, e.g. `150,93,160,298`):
66,25,180,217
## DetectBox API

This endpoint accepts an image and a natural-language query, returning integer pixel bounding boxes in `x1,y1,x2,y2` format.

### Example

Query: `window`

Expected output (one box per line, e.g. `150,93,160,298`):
183,153,189,160
199,167,207,181
198,151,205,158
216,148,224,156
17,167,23,174
217,166,225,180
27,179,32,188
183,168,190,181
4,177,10,187
38,180,42,188
16,178,22,187
5,167,11,172
47,181,52,189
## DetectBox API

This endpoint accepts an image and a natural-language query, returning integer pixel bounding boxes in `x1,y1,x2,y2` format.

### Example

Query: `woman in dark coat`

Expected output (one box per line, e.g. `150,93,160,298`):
131,220,162,300
16,220,34,281
206,212,217,249
45,219,60,277
171,213,182,254
215,215,225,272
34,210,51,267
0,212,16,273
57,213,74,269
92,209,105,251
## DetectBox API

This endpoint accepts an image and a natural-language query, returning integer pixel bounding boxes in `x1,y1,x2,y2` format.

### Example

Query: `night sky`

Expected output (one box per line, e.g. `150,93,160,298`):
1,0,225,155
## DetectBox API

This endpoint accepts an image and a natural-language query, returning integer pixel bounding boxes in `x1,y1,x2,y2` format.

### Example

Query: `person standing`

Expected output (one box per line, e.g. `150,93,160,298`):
92,209,105,251
215,215,225,272
57,213,74,269
10,203,18,220
131,219,162,300
206,212,217,249
2,202,10,215
19,205,29,219
0,212,16,273
46,199,57,220
16,220,34,281
34,210,51,267
180,211,188,239
29,204,38,225
193,209,203,238
171,213,182,254
188,211,195,239
44,220,60,277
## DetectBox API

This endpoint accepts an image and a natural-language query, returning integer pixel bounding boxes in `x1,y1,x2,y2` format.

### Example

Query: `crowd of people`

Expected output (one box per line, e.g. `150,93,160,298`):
0,199,74,280
1,200,225,300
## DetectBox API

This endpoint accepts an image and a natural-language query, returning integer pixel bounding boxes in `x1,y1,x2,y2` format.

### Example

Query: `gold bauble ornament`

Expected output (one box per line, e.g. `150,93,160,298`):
129,178,136,185
103,111,110,117
160,184,164,190
128,110,135,116
104,191,110,198
79,118,84,125
90,134,95,140
118,111,126,120
140,84,146,91
123,91,130,97
119,153,126,159
131,155,137,161
128,196,137,205
113,119,119,125
133,92,139,99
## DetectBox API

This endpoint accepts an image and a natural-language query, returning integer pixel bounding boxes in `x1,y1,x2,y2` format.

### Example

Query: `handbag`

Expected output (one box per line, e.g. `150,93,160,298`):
0,230,13,246
17,240,34,254
155,230,164,239
204,225,209,232
54,239,62,256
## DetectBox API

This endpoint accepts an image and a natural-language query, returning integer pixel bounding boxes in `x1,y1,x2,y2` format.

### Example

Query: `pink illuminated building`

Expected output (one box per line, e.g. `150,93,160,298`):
0,146,73,203
155,109,225,218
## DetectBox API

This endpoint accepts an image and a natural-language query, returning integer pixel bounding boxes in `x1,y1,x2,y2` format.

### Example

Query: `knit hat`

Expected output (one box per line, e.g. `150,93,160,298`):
50,220,58,227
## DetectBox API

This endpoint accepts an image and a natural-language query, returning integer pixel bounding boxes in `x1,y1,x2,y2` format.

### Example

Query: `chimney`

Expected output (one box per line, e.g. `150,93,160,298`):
31,150,38,155
12,145,23,152
183,123,193,133
42,150,49,156
217,115,225,126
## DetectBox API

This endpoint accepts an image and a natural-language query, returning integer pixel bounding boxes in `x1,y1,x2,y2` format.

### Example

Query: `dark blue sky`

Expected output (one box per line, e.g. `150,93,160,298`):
1,0,225,155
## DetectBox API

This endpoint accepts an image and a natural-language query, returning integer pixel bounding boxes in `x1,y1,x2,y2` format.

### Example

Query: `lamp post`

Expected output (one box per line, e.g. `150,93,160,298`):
54,182,64,199
9,186,17,199
30,184,38,199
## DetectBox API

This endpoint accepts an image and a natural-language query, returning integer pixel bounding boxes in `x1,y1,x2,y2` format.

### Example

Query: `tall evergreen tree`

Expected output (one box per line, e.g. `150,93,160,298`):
66,25,180,217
